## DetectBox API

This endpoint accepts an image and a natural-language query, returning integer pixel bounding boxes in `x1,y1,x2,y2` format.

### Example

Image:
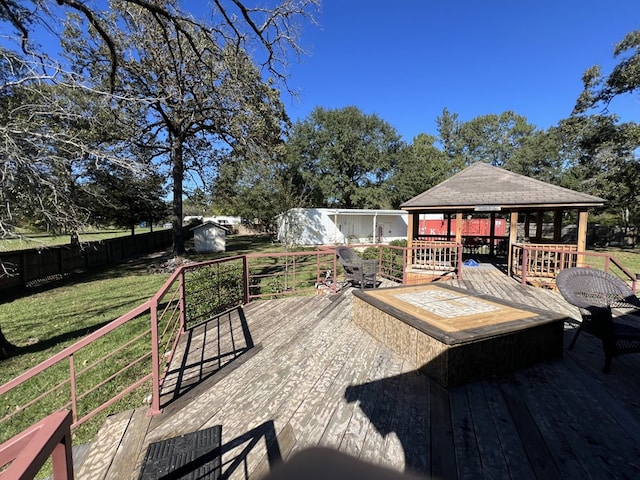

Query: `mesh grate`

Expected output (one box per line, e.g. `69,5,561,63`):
138,425,222,480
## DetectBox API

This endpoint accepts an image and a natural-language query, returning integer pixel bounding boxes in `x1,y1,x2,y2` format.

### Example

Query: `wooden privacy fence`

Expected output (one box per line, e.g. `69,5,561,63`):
0,230,173,292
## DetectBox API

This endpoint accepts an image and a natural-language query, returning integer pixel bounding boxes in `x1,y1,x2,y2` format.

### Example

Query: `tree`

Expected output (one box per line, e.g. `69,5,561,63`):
435,108,465,173
386,133,450,207
0,0,319,357
456,111,536,168
1,0,318,253
575,30,640,114
82,165,169,235
61,1,313,253
287,106,403,209
556,115,640,226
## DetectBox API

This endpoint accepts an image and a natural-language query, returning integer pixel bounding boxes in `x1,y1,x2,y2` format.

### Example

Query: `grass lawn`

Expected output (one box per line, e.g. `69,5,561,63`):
586,246,640,276
0,226,167,251
0,234,279,381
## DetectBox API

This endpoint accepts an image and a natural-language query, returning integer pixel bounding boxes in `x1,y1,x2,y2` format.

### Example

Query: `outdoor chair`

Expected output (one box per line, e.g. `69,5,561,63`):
336,246,378,289
556,267,640,373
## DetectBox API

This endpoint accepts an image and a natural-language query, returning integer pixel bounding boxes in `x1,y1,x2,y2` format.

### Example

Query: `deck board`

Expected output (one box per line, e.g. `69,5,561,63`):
78,263,640,479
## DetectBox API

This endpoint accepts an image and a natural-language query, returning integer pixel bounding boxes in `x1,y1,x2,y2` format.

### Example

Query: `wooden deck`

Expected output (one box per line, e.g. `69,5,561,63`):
74,263,640,479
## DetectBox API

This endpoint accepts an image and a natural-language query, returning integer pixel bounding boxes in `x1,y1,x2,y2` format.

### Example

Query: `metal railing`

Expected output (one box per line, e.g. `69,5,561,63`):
0,248,352,476
0,243,460,478
0,410,73,480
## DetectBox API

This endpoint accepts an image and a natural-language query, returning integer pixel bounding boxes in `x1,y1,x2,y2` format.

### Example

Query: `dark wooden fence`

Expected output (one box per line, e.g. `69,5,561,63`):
0,230,173,293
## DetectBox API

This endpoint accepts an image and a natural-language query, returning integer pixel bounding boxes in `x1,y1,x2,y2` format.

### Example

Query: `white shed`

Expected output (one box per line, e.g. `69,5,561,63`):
277,208,408,246
192,222,228,253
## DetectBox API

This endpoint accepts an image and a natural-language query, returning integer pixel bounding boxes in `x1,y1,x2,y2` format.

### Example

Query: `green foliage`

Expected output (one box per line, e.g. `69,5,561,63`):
183,260,245,325
386,133,451,207
286,106,403,209
575,30,640,114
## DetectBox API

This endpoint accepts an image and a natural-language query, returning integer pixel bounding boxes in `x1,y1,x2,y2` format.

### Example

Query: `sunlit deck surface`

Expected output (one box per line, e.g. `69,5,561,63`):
76,262,640,479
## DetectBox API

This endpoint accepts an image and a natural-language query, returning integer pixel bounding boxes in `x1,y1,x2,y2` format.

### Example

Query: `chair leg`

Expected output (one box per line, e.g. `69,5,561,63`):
568,325,583,350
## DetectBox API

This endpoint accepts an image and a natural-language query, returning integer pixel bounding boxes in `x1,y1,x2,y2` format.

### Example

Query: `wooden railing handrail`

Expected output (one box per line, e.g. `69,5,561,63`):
512,243,637,290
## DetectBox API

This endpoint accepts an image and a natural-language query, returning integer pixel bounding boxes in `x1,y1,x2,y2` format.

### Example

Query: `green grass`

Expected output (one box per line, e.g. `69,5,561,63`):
586,247,640,277
0,226,167,251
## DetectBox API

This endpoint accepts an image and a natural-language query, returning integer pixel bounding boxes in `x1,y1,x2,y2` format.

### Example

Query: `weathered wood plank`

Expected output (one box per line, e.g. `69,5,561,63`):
76,410,133,480
499,383,561,479
105,408,152,480
429,381,456,479
448,385,483,479
464,382,511,479
480,381,536,480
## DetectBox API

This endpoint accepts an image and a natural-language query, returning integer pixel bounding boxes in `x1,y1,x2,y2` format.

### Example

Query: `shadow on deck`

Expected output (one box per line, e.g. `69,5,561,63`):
75,262,640,480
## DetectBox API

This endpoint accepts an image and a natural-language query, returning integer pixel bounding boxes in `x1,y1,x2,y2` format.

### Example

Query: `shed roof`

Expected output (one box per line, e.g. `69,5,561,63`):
190,221,229,232
401,163,605,211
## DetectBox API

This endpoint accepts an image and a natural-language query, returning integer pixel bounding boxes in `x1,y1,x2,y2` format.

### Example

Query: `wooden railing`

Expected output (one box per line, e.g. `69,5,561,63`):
512,243,579,279
407,240,463,278
512,243,637,290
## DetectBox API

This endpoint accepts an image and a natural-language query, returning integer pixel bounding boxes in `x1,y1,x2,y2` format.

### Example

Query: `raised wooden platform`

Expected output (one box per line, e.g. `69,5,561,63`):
72,262,640,480
352,283,565,387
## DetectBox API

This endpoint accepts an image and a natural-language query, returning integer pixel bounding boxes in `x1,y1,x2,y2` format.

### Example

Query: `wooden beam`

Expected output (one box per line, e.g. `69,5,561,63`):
577,210,588,266
489,212,496,256
535,210,543,242
554,210,563,243
508,211,519,275
407,213,414,248
455,212,463,244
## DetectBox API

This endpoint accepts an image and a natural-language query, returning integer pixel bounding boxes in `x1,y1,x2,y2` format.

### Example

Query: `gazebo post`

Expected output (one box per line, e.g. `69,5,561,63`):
535,210,544,243
524,213,531,240
489,212,496,256
455,212,463,244
577,210,589,266
507,210,519,275
553,210,563,242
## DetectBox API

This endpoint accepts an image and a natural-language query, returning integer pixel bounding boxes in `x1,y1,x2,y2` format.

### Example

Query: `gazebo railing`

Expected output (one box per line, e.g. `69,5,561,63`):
408,240,462,276
512,243,637,290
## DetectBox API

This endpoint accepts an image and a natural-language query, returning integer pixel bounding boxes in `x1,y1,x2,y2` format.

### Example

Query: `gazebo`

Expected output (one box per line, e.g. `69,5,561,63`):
400,163,605,281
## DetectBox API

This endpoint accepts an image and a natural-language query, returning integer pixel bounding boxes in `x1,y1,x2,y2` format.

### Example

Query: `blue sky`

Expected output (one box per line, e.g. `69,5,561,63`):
280,0,640,142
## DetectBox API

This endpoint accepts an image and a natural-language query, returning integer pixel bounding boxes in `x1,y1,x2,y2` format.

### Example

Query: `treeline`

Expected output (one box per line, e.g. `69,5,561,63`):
210,106,640,232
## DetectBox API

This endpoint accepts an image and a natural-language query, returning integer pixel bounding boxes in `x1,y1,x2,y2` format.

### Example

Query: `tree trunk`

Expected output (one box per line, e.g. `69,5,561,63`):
172,138,185,254
0,325,18,359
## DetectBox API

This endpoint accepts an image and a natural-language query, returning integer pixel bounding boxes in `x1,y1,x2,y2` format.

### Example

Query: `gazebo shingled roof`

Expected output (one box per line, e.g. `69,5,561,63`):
401,162,605,210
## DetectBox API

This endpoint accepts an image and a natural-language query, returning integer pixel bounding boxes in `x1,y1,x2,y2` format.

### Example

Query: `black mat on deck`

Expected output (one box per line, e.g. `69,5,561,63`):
138,425,222,480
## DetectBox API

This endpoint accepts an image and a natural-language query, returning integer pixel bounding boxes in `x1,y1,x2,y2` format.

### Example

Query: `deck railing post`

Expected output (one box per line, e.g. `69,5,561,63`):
179,268,187,332
402,247,407,284
242,255,250,305
149,298,162,415
51,421,74,480
521,247,528,285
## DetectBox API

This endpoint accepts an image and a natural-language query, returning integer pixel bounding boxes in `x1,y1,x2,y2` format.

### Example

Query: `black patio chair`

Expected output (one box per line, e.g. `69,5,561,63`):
336,246,377,289
556,267,640,373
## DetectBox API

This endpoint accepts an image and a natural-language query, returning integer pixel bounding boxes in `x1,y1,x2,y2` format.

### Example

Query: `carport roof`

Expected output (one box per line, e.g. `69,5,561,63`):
400,162,605,211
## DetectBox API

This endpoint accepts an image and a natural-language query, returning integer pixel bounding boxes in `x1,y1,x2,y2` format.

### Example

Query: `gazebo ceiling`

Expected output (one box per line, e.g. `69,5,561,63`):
401,163,605,212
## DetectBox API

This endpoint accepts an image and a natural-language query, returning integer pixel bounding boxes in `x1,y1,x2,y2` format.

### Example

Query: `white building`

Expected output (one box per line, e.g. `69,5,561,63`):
277,208,408,246
191,222,228,253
